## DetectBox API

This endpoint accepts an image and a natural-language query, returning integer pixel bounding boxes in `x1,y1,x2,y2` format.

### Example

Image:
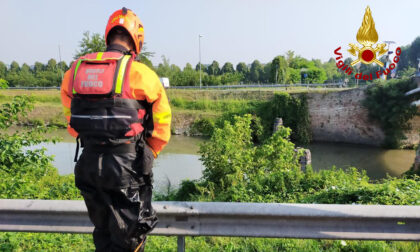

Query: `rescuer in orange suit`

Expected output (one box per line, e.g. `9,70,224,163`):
61,7,171,252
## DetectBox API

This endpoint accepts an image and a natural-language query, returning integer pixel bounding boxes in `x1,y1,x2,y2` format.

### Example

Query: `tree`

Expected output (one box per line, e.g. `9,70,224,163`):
322,58,342,83
136,43,155,69
262,63,272,83
21,63,31,73
74,32,106,59
236,62,249,81
203,74,221,86
195,63,205,72
305,67,327,84
249,60,263,83
33,62,44,73
287,68,301,84
407,37,420,70
206,60,220,75
289,56,314,69
36,71,61,87
0,61,7,78
136,43,155,60
271,56,288,83
46,59,57,72
57,61,69,72
286,50,295,65
9,61,20,73
171,68,200,86
138,55,154,69
220,73,242,85
156,56,171,77
399,67,416,78
184,63,193,71
220,62,235,74
75,31,155,64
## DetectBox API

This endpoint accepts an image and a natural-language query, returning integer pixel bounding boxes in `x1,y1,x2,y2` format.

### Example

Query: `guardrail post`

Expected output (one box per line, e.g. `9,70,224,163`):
177,235,185,252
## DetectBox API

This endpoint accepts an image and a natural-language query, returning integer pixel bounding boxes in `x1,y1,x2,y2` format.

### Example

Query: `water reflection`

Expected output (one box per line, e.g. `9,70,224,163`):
308,142,415,179
30,133,415,191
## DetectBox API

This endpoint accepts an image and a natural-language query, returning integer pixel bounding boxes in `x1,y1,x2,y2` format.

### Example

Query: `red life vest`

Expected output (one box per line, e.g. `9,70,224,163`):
69,52,146,141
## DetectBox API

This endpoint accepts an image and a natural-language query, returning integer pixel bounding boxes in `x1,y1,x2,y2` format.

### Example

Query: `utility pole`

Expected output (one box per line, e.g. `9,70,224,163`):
58,45,63,82
199,34,203,88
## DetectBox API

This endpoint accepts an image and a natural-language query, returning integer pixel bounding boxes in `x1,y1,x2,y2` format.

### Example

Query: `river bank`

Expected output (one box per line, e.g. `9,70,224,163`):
1,87,418,147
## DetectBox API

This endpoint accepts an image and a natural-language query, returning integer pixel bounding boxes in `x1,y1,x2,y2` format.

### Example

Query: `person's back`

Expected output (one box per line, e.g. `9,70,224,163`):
60,7,171,251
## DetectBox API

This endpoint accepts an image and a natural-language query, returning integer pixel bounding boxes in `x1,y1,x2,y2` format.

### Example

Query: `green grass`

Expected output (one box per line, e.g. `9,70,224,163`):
1,233,418,252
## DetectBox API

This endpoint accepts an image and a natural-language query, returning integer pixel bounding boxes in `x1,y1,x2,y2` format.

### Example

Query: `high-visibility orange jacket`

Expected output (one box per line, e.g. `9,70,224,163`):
60,50,171,157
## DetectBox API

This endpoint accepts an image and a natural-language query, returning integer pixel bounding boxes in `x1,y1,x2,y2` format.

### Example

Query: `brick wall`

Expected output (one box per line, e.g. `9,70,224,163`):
307,88,419,146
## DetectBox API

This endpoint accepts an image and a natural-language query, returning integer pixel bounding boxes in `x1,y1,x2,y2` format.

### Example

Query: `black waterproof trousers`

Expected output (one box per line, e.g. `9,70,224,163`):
75,142,158,252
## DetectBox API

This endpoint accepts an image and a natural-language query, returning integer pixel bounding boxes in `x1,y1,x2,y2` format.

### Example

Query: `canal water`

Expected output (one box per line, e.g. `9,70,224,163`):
31,130,415,192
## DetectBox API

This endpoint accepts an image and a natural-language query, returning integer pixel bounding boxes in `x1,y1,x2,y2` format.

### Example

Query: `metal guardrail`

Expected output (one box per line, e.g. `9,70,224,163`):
4,83,350,90
1,200,420,243
6,87,60,90
170,83,347,89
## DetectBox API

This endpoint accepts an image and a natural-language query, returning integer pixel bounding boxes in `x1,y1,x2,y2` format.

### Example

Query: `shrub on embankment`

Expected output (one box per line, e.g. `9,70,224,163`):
363,78,419,148
175,92,312,144
163,114,420,205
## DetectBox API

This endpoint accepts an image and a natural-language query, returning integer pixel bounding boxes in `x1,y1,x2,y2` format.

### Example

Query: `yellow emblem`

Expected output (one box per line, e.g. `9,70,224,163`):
348,6,387,67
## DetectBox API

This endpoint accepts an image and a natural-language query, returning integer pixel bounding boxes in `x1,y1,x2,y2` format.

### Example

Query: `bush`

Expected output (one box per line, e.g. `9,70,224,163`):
171,114,419,204
257,93,311,144
190,118,215,136
363,78,418,148
0,96,80,199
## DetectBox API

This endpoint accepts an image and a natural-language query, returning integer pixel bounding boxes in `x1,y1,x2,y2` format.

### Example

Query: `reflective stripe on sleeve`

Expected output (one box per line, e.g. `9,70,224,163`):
152,111,171,124
63,107,71,117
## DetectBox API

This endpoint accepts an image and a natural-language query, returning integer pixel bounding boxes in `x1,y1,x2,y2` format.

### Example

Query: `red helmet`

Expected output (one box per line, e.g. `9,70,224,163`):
105,7,144,54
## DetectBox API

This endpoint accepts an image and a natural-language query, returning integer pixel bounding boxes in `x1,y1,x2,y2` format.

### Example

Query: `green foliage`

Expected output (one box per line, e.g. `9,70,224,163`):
220,72,243,85
0,96,80,199
363,78,418,148
221,62,235,74
0,79,8,89
170,92,311,144
286,68,301,83
206,60,220,75
190,118,215,136
0,61,7,79
169,115,419,205
257,93,311,144
236,62,249,80
3,59,64,87
249,60,263,83
271,56,288,83
1,98,419,251
400,67,416,78
74,31,106,59
305,66,328,83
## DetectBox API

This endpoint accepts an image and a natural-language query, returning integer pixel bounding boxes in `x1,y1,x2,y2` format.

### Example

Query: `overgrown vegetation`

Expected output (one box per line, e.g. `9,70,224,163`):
0,96,79,199
178,92,312,144
162,115,420,205
0,98,419,251
363,78,418,148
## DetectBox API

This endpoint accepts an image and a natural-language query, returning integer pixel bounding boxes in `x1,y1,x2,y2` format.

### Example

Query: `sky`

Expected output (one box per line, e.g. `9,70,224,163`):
1,0,420,67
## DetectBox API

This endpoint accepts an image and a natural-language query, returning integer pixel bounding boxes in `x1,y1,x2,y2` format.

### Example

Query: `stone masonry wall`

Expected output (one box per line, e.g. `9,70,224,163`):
306,88,420,146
